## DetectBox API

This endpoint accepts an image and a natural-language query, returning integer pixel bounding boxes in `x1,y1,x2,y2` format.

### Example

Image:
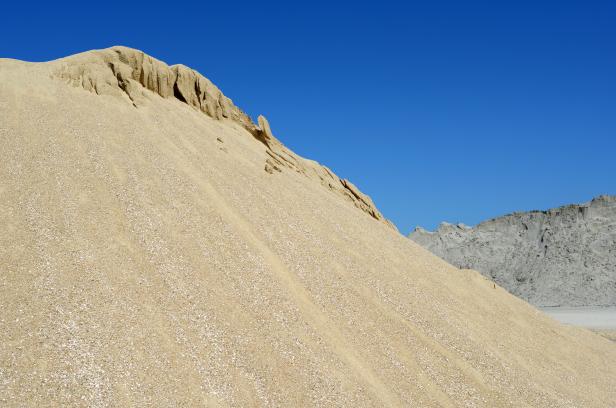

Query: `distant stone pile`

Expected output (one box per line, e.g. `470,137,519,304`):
410,196,616,306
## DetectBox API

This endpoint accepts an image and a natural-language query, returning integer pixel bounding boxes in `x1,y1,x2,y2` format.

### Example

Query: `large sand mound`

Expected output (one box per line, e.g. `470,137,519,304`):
1,47,615,407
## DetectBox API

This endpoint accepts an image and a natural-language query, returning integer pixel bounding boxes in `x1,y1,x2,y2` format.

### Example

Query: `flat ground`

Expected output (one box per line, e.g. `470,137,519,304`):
541,307,616,342
540,307,616,329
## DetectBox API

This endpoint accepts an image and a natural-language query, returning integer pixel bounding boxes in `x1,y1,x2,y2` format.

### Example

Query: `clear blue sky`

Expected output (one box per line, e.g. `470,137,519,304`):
2,1,615,233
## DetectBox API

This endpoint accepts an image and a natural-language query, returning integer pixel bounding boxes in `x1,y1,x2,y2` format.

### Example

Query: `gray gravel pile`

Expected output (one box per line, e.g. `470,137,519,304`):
409,196,616,306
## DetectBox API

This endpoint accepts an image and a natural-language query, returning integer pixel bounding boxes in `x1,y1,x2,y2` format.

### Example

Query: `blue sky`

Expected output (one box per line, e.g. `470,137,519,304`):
2,1,615,233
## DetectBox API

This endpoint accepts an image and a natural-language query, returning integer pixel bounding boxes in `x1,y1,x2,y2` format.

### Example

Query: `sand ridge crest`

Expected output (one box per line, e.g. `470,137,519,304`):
51,46,395,229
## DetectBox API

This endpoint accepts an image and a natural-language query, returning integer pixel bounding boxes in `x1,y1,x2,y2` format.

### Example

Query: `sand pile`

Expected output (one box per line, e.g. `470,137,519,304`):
1,47,615,407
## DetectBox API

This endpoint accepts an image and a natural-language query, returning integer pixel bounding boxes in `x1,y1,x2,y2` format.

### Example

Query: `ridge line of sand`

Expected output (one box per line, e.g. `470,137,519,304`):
157,139,402,406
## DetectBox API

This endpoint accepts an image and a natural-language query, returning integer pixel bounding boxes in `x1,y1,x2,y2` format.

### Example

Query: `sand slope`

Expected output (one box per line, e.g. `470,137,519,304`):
1,47,615,407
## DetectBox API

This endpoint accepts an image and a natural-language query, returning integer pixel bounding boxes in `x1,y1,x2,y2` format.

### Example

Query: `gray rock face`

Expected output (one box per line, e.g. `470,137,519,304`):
409,196,616,306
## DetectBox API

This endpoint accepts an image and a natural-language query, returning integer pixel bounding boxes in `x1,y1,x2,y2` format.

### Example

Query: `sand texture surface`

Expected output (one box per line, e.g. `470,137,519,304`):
1,47,615,407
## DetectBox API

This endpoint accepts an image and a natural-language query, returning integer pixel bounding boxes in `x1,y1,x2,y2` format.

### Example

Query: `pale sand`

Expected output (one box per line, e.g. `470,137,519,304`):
1,47,615,407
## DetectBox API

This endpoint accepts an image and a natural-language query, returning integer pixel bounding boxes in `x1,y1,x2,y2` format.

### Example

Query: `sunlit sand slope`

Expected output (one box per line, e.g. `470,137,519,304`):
1,47,615,407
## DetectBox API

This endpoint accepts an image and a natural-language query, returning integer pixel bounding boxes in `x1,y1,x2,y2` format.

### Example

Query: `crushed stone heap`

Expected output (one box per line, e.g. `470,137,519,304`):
410,196,616,306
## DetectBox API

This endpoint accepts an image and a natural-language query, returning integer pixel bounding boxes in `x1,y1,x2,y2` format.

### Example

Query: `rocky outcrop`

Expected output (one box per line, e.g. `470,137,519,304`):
409,196,616,306
53,46,395,230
